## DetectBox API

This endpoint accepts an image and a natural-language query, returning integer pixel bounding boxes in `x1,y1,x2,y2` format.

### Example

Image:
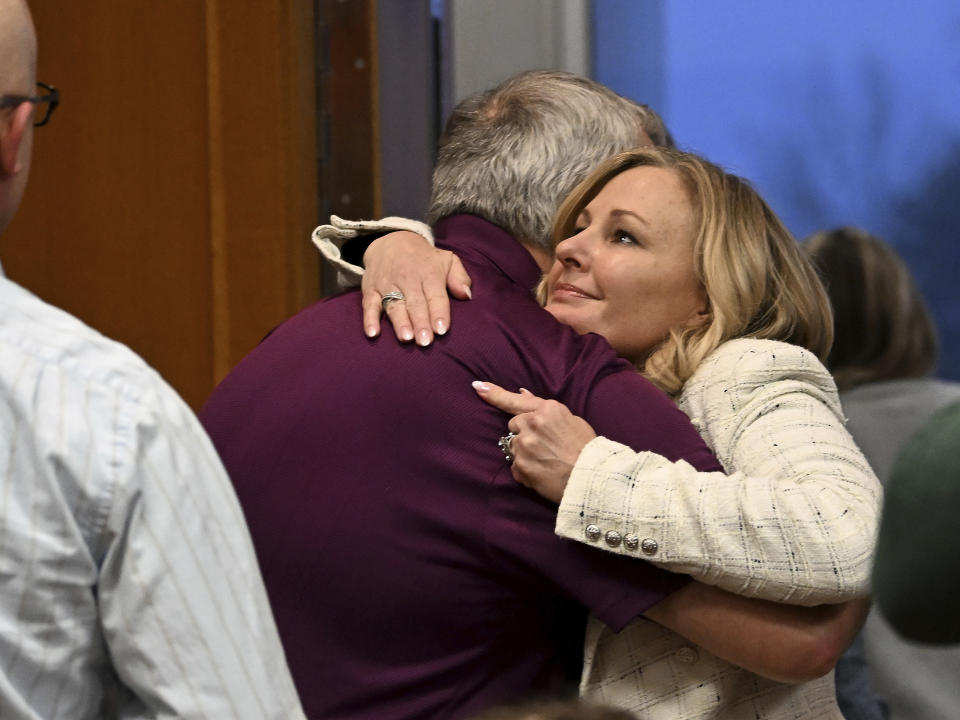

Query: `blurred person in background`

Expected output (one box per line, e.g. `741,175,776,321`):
806,226,960,720
871,399,960,645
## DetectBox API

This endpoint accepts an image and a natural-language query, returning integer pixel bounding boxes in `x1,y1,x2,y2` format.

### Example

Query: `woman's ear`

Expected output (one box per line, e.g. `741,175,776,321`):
0,102,33,177
689,287,711,327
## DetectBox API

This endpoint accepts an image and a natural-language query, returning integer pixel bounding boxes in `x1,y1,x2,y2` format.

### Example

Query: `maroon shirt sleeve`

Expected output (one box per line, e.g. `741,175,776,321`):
483,356,722,632
584,366,721,471
484,467,690,632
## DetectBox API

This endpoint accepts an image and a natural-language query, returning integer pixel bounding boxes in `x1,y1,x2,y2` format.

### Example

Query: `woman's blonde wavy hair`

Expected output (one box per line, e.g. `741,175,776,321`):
541,147,834,396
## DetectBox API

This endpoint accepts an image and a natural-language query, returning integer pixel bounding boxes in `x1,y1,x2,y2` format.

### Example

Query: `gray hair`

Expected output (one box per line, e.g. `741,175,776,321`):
426,70,671,251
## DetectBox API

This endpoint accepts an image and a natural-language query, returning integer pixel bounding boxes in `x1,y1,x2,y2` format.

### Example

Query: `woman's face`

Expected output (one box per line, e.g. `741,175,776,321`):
543,165,707,364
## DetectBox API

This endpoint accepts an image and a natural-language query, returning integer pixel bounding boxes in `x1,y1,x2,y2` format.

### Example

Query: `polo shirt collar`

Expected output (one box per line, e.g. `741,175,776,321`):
432,214,543,293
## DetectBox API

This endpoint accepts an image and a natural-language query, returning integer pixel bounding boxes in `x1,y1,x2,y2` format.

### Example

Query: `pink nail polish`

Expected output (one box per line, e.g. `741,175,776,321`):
472,381,490,393
417,329,431,346
435,319,448,335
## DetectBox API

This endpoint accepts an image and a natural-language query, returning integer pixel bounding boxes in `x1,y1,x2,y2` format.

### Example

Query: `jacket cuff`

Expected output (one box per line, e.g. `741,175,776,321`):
556,437,668,559
311,215,434,288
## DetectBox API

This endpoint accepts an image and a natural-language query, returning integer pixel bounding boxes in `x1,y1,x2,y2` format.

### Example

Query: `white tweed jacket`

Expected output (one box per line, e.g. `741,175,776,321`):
558,338,882,719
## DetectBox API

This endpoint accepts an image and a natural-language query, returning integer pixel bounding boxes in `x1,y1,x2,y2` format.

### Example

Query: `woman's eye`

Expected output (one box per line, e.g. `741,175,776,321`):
613,230,637,245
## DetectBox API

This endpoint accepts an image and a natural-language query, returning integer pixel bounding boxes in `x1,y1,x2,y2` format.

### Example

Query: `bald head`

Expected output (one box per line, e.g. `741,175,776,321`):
0,0,36,91
0,0,37,234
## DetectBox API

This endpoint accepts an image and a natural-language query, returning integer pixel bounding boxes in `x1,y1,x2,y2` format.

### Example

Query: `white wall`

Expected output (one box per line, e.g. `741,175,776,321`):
377,0,436,218
447,0,590,107
374,0,593,219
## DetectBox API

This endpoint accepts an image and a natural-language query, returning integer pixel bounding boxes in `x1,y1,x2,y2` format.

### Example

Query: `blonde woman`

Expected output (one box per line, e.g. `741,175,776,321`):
317,147,880,718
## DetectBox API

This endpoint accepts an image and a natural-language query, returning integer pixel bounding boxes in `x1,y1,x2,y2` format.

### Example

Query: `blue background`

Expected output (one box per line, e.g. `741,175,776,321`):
594,0,960,380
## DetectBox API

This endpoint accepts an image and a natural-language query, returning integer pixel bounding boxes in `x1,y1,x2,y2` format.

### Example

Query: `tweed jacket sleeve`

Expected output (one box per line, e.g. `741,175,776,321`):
556,338,882,605
312,215,434,287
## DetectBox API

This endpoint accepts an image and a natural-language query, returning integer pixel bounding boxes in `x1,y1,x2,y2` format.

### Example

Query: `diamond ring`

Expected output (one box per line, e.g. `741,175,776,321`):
498,432,517,464
380,290,405,311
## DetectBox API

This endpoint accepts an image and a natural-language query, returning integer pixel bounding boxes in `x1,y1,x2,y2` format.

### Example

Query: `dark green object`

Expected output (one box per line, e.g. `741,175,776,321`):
873,400,960,644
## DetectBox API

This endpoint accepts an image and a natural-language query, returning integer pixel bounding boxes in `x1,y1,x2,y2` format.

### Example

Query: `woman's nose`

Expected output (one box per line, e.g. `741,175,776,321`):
556,230,592,268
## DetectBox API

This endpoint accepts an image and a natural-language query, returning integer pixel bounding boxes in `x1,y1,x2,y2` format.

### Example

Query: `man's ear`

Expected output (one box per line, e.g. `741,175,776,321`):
0,102,33,176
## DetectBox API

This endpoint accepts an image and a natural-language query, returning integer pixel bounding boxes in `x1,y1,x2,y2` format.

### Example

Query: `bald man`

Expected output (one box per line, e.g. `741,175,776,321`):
0,2,304,718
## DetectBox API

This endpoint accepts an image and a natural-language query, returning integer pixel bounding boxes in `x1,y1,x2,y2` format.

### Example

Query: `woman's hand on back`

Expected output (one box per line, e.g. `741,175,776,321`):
362,231,472,345
473,381,597,503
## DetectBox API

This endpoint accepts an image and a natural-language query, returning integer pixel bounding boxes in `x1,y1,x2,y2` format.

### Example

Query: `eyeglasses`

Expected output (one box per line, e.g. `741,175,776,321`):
0,82,60,127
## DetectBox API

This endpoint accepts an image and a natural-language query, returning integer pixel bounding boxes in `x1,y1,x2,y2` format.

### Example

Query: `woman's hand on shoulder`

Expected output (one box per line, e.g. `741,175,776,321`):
473,381,596,503
362,231,472,345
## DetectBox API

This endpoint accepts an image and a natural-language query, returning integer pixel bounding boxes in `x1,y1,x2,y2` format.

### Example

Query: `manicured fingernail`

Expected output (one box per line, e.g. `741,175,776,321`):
435,319,448,335
400,327,414,341
472,380,491,393
519,387,531,395
463,285,472,299
417,329,431,346
365,325,378,338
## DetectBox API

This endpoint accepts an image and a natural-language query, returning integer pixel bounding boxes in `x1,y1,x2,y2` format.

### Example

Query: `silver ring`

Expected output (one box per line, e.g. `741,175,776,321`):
498,432,517,464
381,290,405,311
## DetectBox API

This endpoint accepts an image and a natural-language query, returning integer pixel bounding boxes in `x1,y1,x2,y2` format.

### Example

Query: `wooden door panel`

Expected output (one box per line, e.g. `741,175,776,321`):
2,0,321,409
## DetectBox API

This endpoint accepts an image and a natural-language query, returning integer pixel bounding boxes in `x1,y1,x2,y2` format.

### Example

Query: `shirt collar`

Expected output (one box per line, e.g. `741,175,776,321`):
432,214,543,293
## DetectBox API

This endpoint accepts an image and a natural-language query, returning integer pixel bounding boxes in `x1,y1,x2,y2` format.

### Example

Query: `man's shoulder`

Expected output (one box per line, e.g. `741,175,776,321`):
0,278,208,534
268,268,628,376
452,281,636,386
0,277,165,406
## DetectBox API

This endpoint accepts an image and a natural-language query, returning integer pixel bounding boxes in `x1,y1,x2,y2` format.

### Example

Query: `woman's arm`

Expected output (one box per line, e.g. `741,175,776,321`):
312,217,471,345
475,340,882,605
559,340,881,605
644,581,869,683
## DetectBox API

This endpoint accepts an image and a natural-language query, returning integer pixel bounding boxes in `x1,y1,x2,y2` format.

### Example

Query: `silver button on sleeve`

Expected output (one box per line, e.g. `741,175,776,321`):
585,524,602,542
604,530,622,547
640,538,659,555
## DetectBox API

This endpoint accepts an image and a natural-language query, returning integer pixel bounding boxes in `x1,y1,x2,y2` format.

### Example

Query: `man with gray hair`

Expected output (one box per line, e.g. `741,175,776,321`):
427,70,670,253
345,70,672,342
0,2,304,717
200,70,719,719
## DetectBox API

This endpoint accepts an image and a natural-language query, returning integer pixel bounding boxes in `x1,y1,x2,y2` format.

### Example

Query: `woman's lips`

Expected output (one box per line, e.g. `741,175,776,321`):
551,282,598,300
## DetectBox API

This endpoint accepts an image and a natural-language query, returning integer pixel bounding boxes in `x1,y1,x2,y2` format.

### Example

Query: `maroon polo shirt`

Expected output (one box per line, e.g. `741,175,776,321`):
200,214,721,720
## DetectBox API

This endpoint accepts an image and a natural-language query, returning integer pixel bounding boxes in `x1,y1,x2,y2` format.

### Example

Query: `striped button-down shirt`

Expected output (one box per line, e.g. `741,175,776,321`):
0,274,305,720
